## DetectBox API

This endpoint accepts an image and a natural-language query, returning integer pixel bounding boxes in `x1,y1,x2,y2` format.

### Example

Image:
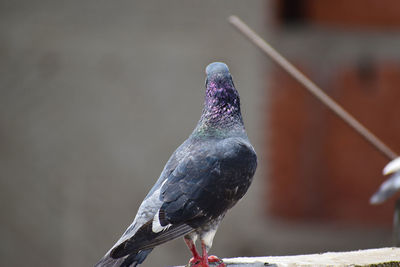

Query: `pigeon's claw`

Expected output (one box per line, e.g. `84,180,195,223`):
188,256,206,267
188,256,225,267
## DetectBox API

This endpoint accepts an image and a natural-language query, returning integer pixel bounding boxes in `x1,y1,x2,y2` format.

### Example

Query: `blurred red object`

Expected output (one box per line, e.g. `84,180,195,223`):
267,62,400,225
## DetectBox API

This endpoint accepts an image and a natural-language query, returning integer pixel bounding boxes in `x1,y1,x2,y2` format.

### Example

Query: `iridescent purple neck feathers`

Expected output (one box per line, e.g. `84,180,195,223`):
203,73,241,121
194,62,244,136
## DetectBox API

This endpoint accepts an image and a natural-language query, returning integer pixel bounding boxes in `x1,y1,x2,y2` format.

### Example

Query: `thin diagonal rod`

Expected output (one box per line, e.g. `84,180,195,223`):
228,15,398,161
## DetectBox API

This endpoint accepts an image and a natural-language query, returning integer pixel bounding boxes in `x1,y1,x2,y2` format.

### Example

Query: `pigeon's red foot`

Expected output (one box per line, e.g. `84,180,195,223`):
207,255,226,267
188,256,207,267
187,255,225,267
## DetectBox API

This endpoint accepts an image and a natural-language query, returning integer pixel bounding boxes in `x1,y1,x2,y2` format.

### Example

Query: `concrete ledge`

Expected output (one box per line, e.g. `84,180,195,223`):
217,247,400,267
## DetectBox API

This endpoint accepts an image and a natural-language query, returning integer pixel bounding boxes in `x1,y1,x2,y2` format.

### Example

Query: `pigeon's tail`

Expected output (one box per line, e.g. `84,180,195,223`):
95,249,153,267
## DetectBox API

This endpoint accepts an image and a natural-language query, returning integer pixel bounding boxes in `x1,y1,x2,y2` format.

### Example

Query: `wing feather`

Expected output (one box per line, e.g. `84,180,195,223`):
110,221,194,258
106,137,256,261
159,137,257,228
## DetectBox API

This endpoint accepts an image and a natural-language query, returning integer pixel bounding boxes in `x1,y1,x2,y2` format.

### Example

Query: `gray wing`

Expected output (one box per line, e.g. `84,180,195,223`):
110,221,194,259
103,137,257,260
158,137,257,229
98,139,192,260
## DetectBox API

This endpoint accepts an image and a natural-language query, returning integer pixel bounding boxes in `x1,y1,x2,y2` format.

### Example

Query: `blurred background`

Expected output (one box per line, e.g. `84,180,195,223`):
1,0,400,266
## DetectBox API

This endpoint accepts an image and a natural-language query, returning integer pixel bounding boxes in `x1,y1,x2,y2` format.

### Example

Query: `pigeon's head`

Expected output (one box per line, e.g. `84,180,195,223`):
204,62,240,113
206,62,231,79
194,62,244,134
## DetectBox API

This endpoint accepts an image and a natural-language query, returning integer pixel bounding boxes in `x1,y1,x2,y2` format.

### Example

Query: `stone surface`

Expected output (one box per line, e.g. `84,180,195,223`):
224,247,400,267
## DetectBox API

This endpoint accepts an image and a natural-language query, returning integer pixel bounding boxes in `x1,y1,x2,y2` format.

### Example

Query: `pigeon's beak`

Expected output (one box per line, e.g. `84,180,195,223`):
383,157,400,175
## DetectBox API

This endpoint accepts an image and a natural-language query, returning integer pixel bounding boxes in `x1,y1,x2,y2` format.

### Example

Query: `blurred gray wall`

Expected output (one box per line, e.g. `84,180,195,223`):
0,1,391,267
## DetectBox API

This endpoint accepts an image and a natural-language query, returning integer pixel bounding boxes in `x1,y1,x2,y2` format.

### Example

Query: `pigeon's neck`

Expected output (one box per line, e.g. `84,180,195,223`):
192,83,245,137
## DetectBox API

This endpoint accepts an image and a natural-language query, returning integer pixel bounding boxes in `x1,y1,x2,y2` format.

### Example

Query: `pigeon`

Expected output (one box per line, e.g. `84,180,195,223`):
370,157,400,204
95,62,257,267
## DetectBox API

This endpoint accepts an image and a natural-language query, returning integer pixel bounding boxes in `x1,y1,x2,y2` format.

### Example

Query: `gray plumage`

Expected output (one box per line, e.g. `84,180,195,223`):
95,62,257,267
370,157,400,204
